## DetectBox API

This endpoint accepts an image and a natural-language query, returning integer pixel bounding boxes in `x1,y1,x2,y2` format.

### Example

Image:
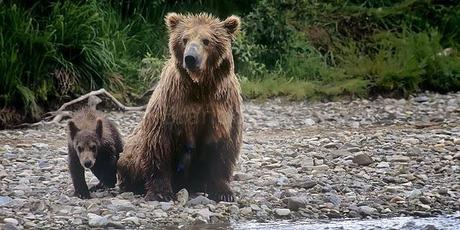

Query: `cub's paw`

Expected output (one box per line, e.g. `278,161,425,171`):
74,191,91,199
89,183,106,192
209,192,235,202
145,191,175,202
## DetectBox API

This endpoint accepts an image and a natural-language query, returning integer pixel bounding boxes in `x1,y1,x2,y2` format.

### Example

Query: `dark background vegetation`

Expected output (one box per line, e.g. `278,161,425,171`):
1,0,460,127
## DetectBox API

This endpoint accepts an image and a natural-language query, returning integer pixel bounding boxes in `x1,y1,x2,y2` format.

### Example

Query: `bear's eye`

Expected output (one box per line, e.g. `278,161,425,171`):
202,39,210,46
182,38,188,44
77,146,83,152
90,145,96,151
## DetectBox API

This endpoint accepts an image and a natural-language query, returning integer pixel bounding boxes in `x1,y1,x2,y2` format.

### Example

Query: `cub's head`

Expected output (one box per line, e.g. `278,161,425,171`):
165,12,240,83
68,119,103,169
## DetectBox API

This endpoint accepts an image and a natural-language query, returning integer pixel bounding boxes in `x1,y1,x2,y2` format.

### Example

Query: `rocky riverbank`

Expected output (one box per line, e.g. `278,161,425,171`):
1,93,459,229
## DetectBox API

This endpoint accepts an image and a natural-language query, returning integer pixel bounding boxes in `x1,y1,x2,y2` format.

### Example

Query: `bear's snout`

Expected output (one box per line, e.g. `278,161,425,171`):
184,44,200,70
83,160,94,168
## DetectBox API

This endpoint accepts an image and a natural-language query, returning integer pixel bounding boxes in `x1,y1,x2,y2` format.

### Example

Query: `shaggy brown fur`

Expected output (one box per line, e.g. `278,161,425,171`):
117,13,243,202
67,107,123,199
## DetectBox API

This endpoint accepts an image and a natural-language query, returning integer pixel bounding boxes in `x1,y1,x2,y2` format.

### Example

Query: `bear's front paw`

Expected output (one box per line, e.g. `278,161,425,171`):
209,192,235,202
145,191,174,202
74,191,91,199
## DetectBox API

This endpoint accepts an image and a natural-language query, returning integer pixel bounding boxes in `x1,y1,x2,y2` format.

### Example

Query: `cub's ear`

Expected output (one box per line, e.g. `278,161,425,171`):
95,119,103,139
68,121,79,139
165,12,183,31
223,15,240,36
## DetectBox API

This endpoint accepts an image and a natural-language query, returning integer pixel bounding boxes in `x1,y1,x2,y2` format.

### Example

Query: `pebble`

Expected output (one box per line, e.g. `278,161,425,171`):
376,162,390,168
386,155,411,162
187,195,214,206
122,216,140,225
358,206,377,216
275,208,291,216
287,197,308,211
3,218,19,226
0,196,13,206
240,207,252,215
352,152,373,166
176,188,189,206
109,199,135,211
87,213,108,227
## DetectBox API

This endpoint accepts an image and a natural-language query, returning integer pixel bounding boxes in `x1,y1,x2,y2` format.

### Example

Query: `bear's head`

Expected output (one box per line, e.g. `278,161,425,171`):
165,12,240,83
68,119,103,169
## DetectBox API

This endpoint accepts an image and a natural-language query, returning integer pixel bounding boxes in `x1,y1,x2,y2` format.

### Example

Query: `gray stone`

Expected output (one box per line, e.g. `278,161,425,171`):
187,195,214,206
414,96,429,103
352,152,373,166
195,208,214,221
108,199,135,211
274,208,291,216
87,213,108,227
152,209,168,218
453,152,460,160
32,143,49,149
376,162,390,168
386,155,411,162
176,188,189,206
122,217,140,225
234,172,251,181
0,196,13,206
358,206,377,216
3,218,18,226
287,197,307,211
240,207,252,215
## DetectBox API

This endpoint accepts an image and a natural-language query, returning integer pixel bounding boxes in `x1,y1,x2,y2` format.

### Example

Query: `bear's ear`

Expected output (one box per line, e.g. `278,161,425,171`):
95,119,103,139
165,12,183,31
68,121,79,139
223,15,240,36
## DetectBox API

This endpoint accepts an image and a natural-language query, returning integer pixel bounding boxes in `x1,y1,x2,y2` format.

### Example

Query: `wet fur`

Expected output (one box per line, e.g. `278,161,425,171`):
117,13,243,202
67,107,123,199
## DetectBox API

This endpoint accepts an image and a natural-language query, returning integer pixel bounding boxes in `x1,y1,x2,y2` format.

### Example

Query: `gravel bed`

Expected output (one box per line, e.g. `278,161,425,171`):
1,92,459,229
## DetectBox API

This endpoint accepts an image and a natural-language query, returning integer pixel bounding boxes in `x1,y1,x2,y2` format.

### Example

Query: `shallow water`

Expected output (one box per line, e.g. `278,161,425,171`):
178,216,460,230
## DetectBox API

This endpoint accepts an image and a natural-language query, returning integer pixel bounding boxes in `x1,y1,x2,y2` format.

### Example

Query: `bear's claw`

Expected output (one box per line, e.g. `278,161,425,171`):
209,193,235,202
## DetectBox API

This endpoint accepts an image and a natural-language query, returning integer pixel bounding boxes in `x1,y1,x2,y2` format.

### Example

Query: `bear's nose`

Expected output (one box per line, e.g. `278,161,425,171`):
83,160,93,168
184,55,197,69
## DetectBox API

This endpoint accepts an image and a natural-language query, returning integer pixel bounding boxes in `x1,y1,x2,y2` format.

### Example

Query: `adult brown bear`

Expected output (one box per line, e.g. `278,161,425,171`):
117,13,243,202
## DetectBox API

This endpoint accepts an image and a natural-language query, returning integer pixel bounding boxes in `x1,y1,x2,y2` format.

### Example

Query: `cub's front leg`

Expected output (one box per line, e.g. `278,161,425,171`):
68,149,90,199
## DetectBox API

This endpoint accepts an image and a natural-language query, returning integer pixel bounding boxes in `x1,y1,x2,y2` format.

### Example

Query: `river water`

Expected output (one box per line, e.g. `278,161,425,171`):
178,215,460,230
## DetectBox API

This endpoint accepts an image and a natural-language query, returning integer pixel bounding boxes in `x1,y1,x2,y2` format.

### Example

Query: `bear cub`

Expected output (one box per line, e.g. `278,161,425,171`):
67,107,123,199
